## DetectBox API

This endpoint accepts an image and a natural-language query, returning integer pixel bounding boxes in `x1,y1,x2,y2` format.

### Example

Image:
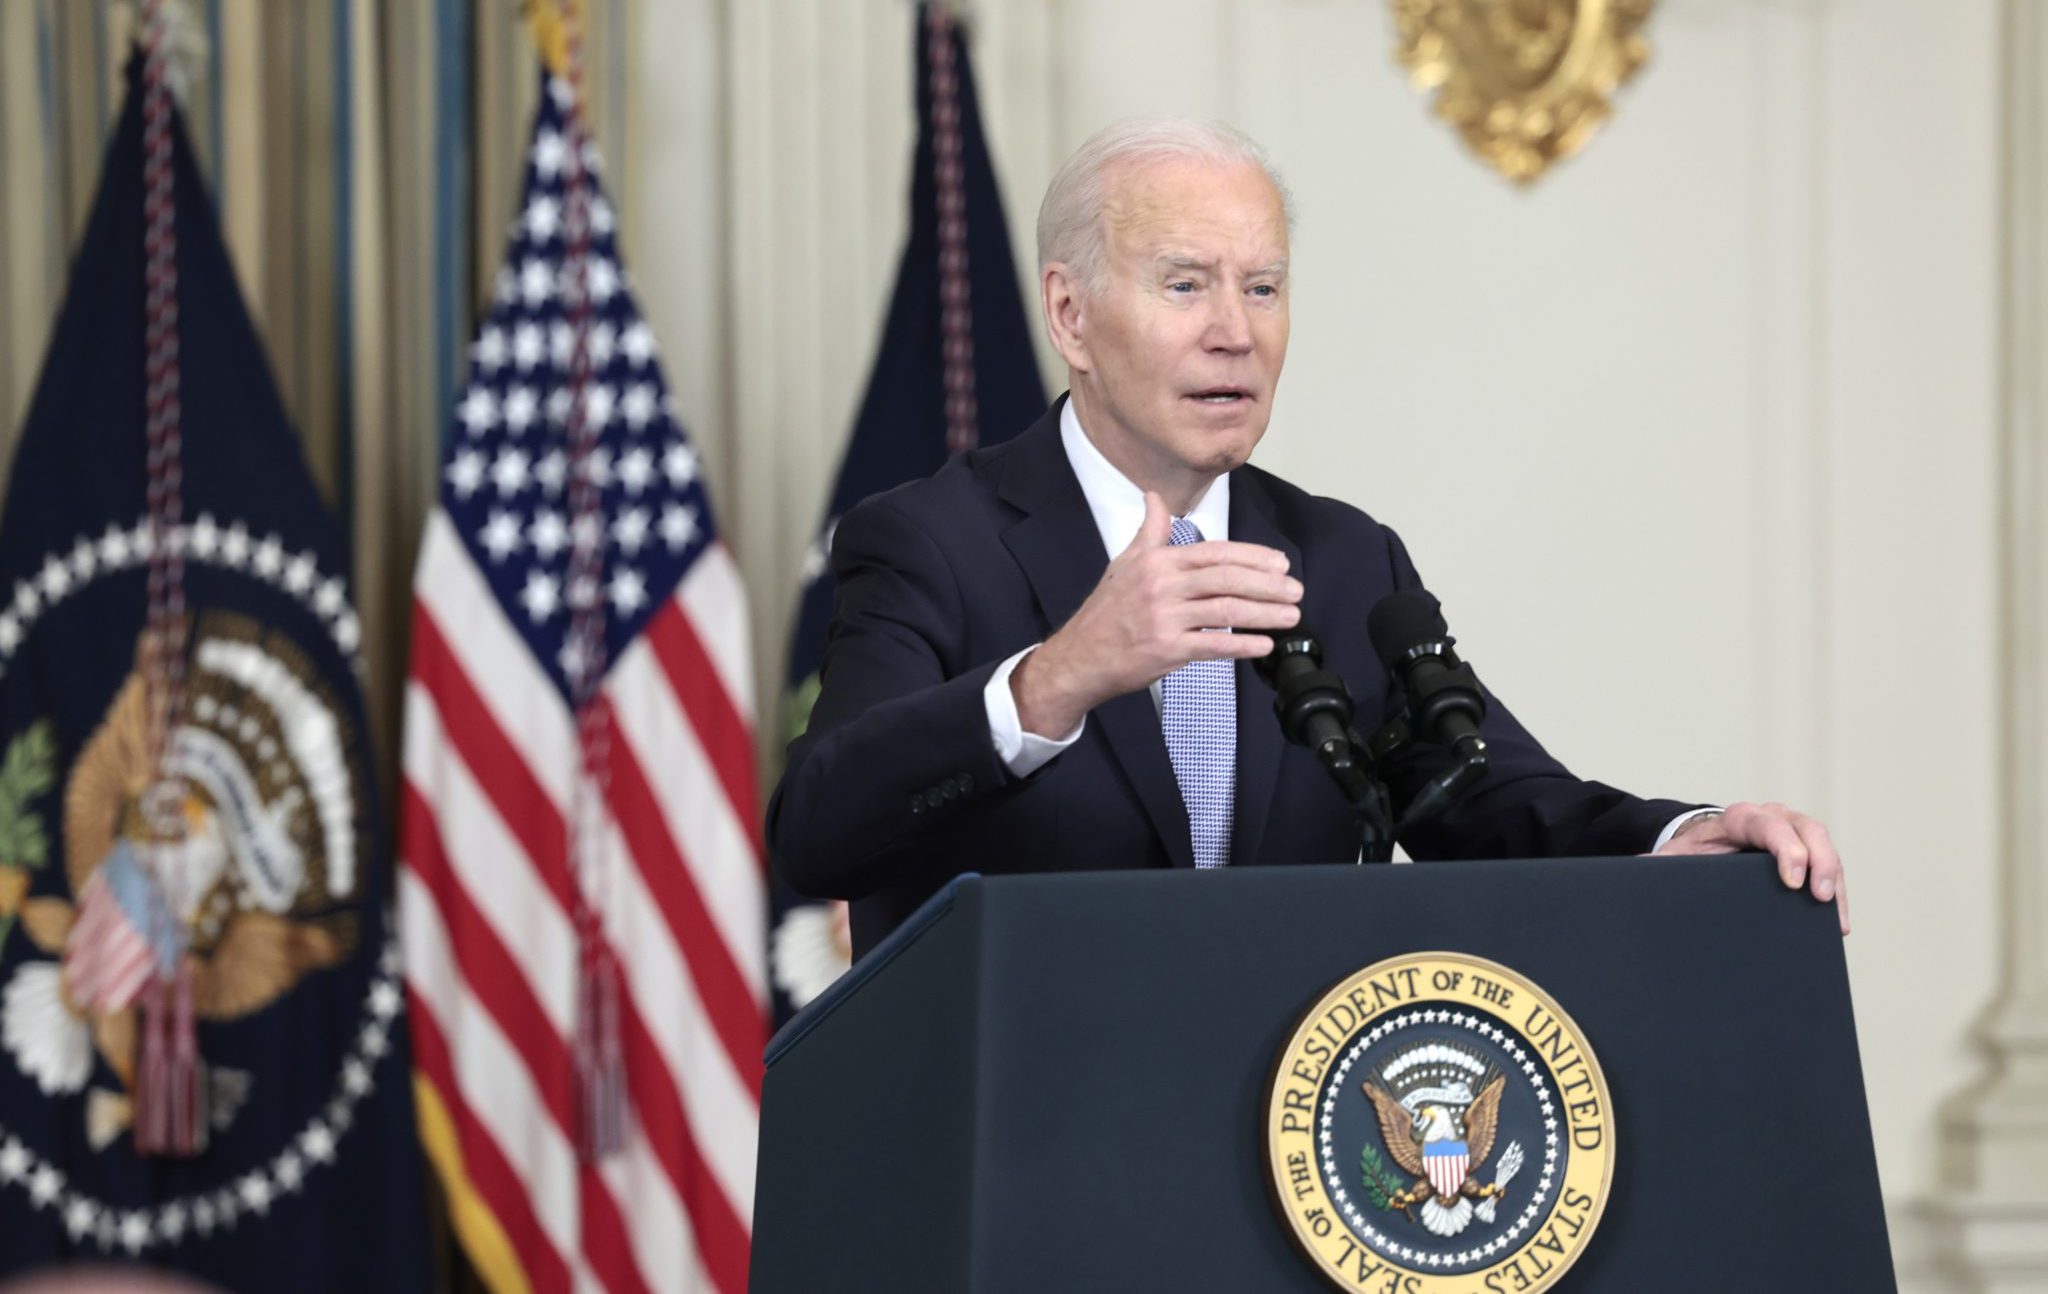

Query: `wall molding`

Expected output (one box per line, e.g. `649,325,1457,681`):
1925,0,2048,1285
1748,0,1832,812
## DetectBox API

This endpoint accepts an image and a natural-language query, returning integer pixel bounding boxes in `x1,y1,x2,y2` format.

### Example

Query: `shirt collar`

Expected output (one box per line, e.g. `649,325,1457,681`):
1059,398,1232,556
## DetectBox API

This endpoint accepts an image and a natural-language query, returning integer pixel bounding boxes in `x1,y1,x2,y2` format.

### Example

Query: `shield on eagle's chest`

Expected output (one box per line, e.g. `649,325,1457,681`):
1424,1142,1469,1199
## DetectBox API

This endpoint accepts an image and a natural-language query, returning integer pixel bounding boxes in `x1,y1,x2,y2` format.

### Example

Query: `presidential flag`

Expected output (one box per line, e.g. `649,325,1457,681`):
772,2,1045,1021
0,42,429,1293
398,69,763,1294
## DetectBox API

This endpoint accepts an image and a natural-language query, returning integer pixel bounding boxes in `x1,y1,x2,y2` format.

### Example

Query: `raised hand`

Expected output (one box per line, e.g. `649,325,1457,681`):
1011,491,1302,738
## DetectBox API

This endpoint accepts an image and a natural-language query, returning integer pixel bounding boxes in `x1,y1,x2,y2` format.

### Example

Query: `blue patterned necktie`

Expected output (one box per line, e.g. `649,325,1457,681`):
1160,517,1236,868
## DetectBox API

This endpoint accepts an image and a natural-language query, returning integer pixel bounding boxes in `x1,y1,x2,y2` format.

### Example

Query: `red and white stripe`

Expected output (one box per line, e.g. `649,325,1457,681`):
1425,1149,1469,1202
400,512,764,1293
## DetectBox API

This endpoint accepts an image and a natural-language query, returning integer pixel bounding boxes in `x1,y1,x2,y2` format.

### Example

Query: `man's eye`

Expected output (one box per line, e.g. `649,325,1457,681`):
1168,281,1196,293
1250,284,1278,297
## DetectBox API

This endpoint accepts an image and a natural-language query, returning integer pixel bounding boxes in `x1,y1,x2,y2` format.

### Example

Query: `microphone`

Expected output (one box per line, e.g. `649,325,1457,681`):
1251,625,1390,844
1250,625,1354,763
1365,592,1488,762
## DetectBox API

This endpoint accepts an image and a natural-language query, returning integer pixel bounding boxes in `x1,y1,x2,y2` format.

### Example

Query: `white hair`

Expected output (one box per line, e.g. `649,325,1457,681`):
1035,116,1295,294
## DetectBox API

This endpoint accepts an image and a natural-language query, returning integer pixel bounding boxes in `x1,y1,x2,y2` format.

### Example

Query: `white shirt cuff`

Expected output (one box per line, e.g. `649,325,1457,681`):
1653,806,1724,852
985,644,1085,778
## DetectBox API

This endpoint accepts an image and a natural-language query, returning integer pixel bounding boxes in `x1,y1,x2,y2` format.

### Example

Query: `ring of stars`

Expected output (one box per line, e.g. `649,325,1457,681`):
0,516,364,683
1316,1007,1562,1273
0,939,405,1255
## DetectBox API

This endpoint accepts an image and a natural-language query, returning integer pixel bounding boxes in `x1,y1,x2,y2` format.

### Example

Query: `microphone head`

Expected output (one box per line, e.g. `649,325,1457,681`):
1251,624,1321,688
1367,592,1450,671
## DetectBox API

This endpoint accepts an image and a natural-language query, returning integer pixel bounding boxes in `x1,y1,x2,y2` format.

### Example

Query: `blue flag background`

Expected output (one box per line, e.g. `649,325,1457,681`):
0,57,430,1290
770,5,1046,1022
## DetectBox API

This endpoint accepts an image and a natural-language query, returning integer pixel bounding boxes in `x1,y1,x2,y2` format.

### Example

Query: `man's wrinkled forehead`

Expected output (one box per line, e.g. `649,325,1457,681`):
1151,251,1290,281
1098,157,1289,265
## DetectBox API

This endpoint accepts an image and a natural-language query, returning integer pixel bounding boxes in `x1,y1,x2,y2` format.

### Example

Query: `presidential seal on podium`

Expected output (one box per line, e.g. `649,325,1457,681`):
1266,952,1615,1292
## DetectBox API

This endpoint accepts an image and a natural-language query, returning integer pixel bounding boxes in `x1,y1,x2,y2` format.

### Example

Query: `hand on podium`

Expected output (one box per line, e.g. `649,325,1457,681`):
1653,801,1850,935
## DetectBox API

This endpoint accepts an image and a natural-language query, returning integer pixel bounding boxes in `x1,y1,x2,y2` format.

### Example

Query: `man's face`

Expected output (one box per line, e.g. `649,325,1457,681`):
1053,156,1290,488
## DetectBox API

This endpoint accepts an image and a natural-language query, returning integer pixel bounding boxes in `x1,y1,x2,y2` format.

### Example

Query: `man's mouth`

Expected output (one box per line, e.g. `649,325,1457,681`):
1186,386,1252,405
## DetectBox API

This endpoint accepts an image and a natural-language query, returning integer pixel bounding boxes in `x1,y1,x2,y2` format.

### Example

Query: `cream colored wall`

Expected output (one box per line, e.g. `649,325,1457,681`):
623,0,729,551
700,0,2006,1274
0,0,2001,1279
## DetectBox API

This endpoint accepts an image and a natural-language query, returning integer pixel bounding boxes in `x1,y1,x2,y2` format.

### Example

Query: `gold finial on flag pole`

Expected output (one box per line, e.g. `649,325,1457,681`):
523,0,573,80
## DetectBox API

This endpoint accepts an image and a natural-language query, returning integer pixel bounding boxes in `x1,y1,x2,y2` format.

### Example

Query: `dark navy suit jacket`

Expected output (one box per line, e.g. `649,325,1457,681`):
768,399,1697,957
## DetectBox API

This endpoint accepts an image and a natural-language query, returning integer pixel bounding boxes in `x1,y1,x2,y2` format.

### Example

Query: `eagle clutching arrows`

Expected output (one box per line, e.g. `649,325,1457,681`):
1366,1071,1525,1239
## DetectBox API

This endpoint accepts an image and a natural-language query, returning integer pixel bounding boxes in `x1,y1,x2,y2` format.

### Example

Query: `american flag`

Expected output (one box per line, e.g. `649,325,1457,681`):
399,72,763,1294
61,846,165,1015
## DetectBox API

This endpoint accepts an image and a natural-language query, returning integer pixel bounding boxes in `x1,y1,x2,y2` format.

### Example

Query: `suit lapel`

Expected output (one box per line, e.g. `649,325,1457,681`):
1229,469,1303,868
996,399,1195,868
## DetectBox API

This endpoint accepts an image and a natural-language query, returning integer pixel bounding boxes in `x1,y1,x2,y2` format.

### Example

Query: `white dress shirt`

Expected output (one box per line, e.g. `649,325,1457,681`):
979,401,1713,848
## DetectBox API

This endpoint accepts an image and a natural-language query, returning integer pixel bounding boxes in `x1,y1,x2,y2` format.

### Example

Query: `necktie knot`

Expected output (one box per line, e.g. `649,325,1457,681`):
1170,517,1203,547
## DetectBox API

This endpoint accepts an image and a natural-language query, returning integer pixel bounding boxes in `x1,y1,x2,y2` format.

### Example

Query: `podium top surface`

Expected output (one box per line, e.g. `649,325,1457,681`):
768,854,1847,1068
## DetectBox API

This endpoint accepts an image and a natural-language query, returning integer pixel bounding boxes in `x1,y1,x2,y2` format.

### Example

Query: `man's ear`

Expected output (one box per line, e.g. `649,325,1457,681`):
1041,263,1090,374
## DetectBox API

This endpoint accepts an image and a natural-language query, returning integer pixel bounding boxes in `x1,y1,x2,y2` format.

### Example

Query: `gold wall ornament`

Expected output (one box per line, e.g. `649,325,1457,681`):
1391,0,1656,185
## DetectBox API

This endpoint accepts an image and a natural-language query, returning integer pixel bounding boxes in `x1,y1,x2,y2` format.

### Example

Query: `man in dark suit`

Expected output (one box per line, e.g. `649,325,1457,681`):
769,119,1847,959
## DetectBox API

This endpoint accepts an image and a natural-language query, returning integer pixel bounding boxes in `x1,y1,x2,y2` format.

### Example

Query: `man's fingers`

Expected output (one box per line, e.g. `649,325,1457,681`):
1728,802,1810,886
1178,597,1302,632
1174,563,1303,605
1127,491,1174,553
1650,831,1740,857
1787,813,1849,933
1170,539,1293,574
1179,630,1275,660
1792,814,1841,902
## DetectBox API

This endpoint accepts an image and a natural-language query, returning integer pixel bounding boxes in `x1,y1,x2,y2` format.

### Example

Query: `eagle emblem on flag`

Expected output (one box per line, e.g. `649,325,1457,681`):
3,614,364,1149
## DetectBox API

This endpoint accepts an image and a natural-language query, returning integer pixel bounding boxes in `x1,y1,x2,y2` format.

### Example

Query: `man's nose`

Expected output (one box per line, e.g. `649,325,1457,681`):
1204,293,1254,354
